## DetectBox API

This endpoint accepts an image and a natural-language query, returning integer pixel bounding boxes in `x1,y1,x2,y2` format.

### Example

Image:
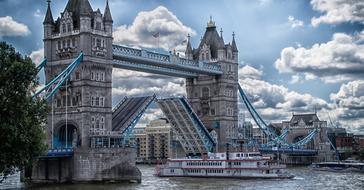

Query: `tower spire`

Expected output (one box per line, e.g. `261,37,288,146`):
232,32,238,52
220,28,223,38
104,0,113,23
185,34,193,59
43,0,54,24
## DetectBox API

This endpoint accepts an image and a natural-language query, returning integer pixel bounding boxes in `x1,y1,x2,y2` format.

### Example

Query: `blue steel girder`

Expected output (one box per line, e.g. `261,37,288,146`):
179,97,216,152
112,96,128,112
33,53,83,100
259,147,318,156
292,127,320,148
112,59,198,78
36,59,47,72
156,97,215,155
112,45,223,76
264,129,290,147
114,95,156,145
157,100,197,154
238,84,277,140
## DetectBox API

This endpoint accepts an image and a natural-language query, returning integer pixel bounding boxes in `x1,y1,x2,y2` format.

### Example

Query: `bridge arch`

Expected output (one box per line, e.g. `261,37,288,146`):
292,134,315,149
53,120,81,148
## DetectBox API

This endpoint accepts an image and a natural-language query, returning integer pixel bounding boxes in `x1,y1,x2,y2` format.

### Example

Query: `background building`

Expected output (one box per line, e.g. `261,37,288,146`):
134,118,174,163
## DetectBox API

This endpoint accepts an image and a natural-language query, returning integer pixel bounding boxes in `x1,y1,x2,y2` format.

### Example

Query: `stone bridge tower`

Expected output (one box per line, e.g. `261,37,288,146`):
185,19,239,151
43,0,113,149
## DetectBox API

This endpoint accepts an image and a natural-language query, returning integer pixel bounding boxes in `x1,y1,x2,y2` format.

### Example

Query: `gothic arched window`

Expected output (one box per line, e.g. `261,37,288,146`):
202,87,209,98
62,24,66,33
67,23,71,33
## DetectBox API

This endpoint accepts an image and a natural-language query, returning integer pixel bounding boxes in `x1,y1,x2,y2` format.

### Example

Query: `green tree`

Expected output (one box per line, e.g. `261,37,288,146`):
0,42,48,181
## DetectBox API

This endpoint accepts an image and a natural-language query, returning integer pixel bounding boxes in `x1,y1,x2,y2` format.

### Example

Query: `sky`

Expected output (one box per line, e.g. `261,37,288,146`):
0,0,363,134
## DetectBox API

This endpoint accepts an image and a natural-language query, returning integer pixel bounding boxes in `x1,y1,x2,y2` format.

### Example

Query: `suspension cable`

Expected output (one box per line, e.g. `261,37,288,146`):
65,80,68,148
51,96,54,149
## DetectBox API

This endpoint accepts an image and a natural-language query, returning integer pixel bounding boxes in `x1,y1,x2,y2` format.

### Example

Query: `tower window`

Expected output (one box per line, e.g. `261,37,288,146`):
101,72,105,81
96,22,102,30
72,38,76,47
99,97,104,107
67,23,71,33
62,24,66,33
67,39,71,48
210,109,215,116
91,72,95,80
57,41,61,50
95,97,99,106
75,72,80,80
91,96,95,106
202,87,209,98
96,39,102,48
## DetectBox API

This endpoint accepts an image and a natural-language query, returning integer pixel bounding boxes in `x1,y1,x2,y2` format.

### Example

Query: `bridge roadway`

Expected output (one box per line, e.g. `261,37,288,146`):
112,45,223,78
156,97,215,155
112,96,155,133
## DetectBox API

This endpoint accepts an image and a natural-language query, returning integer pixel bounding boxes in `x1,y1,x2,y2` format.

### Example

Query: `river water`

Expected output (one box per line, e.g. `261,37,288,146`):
1,165,364,190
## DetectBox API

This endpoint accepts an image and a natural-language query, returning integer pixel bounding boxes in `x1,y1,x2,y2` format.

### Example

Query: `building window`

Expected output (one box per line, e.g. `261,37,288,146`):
100,97,104,107
62,24,66,33
96,73,99,81
202,87,209,98
91,116,95,129
67,39,71,48
56,98,61,107
101,72,105,81
96,38,102,48
76,92,81,106
91,72,95,80
96,119,100,129
100,116,105,129
57,41,61,50
72,38,76,47
67,23,71,33
210,108,215,116
75,72,80,80
96,22,102,30
95,97,99,106
91,96,95,106
62,40,66,48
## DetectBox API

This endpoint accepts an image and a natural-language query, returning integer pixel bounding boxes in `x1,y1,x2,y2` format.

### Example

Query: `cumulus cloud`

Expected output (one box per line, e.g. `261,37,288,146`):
311,0,364,26
288,16,304,28
239,65,328,122
329,80,364,134
112,68,186,106
239,65,263,79
275,31,364,83
0,16,30,37
112,68,186,127
33,9,41,18
113,6,196,52
29,48,44,64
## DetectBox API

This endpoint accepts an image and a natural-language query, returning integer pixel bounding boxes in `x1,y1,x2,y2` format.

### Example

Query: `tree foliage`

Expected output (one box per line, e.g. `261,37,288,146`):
0,42,48,181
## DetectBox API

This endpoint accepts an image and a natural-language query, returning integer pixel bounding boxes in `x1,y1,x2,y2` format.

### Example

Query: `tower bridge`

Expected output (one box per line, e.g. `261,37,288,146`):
29,0,334,183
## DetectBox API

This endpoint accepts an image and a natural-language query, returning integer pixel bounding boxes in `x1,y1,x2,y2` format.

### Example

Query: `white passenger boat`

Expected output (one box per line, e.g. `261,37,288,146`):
155,152,294,179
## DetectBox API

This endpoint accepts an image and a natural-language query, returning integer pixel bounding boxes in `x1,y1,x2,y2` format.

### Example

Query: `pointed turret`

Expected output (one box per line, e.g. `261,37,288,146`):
232,32,238,52
220,28,224,42
185,34,193,60
43,0,54,25
103,0,113,23
65,0,93,16
194,17,225,60
186,34,193,54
